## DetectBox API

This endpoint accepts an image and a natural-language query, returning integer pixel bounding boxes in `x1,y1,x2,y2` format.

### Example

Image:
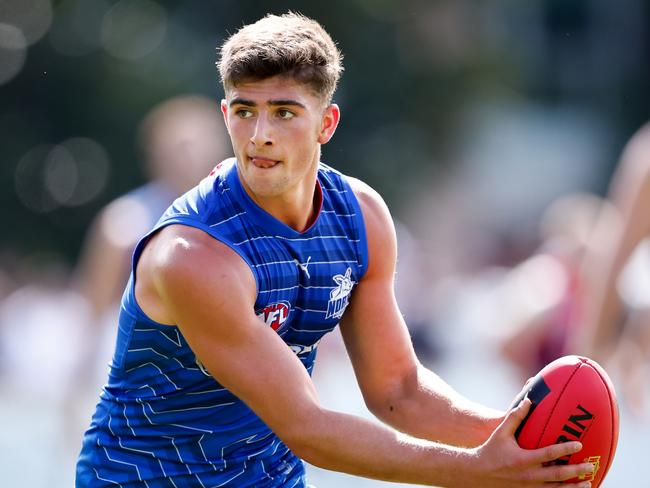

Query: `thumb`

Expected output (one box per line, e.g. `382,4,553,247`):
501,397,532,437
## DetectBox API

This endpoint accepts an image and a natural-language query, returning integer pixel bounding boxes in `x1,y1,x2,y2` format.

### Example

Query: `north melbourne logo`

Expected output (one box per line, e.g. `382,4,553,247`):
325,267,355,320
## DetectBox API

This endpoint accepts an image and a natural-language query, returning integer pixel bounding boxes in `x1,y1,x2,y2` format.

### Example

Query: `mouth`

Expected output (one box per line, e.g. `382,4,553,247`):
249,155,280,169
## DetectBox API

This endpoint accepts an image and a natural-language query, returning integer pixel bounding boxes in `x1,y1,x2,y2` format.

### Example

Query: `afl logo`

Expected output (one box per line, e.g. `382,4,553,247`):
257,301,291,334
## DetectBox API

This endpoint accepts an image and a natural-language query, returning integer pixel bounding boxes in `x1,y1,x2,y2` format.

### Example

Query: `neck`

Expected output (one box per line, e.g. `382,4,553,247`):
267,180,321,232
243,166,321,232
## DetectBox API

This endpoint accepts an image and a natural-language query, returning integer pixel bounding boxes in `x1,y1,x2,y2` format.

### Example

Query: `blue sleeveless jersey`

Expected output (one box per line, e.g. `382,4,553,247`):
76,159,369,487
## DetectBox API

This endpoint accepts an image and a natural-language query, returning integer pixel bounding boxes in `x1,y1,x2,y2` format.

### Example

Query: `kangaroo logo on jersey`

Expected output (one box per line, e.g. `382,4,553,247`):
257,301,290,334
326,267,355,319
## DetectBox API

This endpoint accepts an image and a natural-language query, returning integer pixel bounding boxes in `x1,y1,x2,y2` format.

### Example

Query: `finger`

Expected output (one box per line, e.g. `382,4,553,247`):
544,482,591,488
501,397,532,436
533,441,583,464
528,461,596,482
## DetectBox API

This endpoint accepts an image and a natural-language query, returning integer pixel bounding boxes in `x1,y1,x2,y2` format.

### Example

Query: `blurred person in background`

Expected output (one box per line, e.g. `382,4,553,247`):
0,254,90,487
75,12,595,487
65,95,230,446
73,95,230,325
571,122,650,416
496,193,605,380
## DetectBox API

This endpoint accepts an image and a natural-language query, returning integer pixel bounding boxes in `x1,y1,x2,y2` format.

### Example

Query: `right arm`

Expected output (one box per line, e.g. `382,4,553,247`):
136,224,592,487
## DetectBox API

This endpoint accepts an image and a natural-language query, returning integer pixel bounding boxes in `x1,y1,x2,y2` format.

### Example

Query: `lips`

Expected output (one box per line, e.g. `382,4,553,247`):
249,156,280,169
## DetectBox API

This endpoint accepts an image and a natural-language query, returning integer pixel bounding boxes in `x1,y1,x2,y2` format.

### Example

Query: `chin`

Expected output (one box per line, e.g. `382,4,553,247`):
245,177,290,198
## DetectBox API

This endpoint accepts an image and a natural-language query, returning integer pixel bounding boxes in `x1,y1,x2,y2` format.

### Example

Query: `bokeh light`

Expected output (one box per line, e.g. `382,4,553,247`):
15,145,58,214
57,138,111,206
48,0,110,57
0,0,53,45
14,139,110,213
44,146,78,205
100,0,167,61
0,23,27,85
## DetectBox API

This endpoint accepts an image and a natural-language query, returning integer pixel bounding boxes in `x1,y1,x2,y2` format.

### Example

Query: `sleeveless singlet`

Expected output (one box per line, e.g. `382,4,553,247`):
76,159,369,487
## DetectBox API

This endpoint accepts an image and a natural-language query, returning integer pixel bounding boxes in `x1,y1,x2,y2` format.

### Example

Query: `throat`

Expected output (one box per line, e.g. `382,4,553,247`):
282,181,322,232
253,180,323,232
301,181,323,232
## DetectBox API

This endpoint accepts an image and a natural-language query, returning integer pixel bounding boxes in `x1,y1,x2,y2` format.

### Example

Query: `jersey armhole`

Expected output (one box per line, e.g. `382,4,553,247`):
341,179,369,279
128,217,260,324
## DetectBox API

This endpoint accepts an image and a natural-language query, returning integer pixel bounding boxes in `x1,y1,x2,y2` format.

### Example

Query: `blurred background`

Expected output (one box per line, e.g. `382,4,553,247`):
1,0,649,486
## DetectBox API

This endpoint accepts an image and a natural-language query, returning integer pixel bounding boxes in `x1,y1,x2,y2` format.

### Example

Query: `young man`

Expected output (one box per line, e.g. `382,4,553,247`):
76,12,595,487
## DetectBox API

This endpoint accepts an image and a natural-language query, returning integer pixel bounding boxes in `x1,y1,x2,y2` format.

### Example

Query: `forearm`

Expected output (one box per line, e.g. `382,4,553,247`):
368,364,503,447
579,254,624,358
290,406,475,487
577,213,630,359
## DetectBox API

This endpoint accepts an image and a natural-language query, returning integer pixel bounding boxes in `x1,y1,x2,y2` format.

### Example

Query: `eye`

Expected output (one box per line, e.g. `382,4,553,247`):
235,108,253,119
277,108,295,120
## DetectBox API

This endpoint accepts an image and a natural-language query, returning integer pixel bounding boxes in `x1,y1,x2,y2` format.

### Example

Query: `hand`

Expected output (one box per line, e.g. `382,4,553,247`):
464,398,595,487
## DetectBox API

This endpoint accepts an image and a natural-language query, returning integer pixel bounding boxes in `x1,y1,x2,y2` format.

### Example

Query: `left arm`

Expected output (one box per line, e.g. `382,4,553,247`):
340,178,502,447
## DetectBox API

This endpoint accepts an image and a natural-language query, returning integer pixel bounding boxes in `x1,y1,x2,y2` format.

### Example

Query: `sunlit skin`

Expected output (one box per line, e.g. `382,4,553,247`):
220,76,340,231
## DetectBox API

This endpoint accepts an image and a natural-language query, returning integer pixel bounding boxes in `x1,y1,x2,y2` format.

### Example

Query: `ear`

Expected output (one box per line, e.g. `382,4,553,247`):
317,103,340,144
220,99,230,132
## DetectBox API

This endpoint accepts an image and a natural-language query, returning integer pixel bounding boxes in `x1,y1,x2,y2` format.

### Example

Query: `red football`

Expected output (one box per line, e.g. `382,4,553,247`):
514,355,619,486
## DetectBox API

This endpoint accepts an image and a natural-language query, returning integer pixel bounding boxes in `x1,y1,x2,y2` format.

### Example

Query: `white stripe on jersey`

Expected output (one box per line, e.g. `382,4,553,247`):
194,472,207,488
109,411,170,478
213,466,246,487
253,259,357,268
233,234,349,246
197,434,220,472
163,436,191,475
125,362,180,390
289,326,333,333
292,307,324,314
93,468,123,486
101,446,142,481
257,283,335,294
321,209,356,217
209,211,246,227
185,387,228,395
144,400,236,415
172,357,199,370
127,347,170,359
134,329,182,347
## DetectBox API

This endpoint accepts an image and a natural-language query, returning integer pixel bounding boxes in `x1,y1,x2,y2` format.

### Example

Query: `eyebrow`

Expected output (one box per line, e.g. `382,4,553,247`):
229,98,306,109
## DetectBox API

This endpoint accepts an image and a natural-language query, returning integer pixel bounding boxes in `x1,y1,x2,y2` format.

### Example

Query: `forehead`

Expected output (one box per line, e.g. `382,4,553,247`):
226,76,323,107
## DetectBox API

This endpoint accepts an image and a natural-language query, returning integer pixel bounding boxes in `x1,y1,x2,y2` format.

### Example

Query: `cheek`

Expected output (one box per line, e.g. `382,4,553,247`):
227,122,247,144
287,121,320,145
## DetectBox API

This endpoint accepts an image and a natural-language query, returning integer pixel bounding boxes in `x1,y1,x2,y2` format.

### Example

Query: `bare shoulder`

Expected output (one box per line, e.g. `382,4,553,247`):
347,176,397,277
147,225,249,280
347,176,393,233
136,224,255,324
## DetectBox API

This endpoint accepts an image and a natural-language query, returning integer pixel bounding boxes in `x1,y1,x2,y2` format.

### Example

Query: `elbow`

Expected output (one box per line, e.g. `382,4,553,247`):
363,367,419,425
283,439,323,468
364,394,389,422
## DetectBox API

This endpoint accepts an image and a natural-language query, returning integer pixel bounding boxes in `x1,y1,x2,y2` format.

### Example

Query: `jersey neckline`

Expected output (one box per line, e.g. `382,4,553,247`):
225,159,324,238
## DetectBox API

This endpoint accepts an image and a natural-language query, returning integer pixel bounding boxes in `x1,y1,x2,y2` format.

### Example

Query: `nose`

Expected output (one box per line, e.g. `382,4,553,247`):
250,115,273,147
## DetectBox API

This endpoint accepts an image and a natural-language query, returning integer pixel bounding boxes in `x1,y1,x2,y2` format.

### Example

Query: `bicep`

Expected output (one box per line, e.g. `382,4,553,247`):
151,228,320,438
